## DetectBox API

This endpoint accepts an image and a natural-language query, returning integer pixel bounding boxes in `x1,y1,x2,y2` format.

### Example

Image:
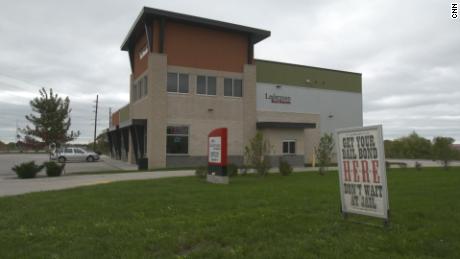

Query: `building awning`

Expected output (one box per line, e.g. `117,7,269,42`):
256,122,316,129
108,119,147,132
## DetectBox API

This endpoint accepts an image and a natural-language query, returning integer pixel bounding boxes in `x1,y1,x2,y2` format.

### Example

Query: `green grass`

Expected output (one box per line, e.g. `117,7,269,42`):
1,168,459,258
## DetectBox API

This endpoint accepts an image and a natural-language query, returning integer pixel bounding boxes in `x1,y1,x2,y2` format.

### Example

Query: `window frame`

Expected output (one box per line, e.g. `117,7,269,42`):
282,140,296,155
167,72,189,94
166,125,190,155
196,75,217,96
223,78,243,97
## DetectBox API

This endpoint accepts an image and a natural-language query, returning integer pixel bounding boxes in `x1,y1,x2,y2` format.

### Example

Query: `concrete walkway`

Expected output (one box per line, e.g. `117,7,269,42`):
0,170,194,197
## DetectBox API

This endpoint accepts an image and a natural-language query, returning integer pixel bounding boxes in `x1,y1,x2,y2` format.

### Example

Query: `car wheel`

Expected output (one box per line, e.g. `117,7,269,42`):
86,156,94,162
58,157,66,163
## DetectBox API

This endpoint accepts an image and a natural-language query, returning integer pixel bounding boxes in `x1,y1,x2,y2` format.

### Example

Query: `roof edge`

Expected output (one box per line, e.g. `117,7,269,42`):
255,59,362,76
121,7,270,51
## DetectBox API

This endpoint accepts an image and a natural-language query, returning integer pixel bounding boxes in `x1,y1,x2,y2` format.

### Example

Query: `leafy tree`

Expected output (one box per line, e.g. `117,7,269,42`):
87,131,110,154
21,88,79,147
385,132,432,159
432,137,458,170
315,133,335,175
244,131,272,177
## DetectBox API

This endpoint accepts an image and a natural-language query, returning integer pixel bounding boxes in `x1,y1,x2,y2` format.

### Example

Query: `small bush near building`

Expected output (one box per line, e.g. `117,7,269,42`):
195,166,207,178
44,161,65,177
279,158,293,176
227,164,238,177
314,133,335,175
12,161,44,179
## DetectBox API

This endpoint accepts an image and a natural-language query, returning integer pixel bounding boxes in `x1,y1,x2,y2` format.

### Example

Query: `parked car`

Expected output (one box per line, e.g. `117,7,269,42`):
51,147,100,163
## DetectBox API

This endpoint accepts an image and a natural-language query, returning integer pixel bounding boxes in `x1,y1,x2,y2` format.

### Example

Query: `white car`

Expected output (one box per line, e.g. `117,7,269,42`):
51,147,100,163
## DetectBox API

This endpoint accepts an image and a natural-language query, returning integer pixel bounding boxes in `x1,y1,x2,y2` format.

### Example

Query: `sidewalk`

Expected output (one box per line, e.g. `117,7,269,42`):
0,170,194,197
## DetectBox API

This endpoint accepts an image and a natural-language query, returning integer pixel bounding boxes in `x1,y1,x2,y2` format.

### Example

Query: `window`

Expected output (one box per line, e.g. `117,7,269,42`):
74,149,84,154
132,83,137,101
282,140,296,154
197,75,217,95
166,126,189,154
179,74,189,93
224,78,243,97
132,76,148,101
143,76,148,95
64,148,73,154
167,73,189,93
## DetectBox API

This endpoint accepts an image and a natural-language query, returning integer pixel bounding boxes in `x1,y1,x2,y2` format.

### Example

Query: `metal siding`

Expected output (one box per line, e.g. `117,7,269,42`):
257,82,363,135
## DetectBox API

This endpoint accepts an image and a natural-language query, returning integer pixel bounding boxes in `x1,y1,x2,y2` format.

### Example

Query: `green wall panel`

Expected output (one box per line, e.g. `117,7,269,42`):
119,105,130,123
255,59,361,93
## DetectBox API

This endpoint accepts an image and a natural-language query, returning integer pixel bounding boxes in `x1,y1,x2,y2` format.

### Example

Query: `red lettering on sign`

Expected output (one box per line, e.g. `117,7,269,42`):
352,160,360,182
372,160,380,183
361,160,370,183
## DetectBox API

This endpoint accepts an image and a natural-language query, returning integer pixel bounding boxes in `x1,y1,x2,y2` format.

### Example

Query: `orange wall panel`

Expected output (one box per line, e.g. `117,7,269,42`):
164,21,248,73
133,33,148,79
111,111,120,127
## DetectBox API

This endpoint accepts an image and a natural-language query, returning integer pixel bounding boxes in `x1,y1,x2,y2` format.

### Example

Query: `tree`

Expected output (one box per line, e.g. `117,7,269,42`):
244,131,272,177
385,132,432,159
432,137,457,170
87,131,110,154
315,133,335,175
22,88,79,147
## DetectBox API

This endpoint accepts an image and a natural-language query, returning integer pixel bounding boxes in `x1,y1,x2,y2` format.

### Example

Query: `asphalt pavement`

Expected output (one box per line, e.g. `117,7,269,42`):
0,153,137,179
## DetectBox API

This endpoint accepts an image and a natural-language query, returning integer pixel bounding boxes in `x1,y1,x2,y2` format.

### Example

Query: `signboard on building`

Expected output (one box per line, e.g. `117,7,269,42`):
336,125,389,220
264,93,291,104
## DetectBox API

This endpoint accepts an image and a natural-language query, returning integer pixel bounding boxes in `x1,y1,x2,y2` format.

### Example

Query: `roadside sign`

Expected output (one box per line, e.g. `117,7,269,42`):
336,125,389,220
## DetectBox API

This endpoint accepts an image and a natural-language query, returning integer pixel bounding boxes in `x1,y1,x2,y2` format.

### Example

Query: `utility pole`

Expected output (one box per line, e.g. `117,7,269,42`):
93,94,99,151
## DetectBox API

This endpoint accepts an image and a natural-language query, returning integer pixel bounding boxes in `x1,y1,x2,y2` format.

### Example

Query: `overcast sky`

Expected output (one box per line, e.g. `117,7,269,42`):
0,0,459,144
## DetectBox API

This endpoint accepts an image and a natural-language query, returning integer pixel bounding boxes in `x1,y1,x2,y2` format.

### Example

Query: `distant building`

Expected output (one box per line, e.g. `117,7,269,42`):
107,7,363,168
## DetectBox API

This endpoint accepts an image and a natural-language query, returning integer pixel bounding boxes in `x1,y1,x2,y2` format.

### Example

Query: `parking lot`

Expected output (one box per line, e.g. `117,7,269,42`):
0,153,137,179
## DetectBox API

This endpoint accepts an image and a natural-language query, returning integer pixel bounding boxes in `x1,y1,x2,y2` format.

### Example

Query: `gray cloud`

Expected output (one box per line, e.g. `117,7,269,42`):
0,0,459,144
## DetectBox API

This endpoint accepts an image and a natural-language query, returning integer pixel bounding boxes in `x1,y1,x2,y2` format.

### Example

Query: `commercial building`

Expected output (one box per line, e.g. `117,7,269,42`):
107,7,362,168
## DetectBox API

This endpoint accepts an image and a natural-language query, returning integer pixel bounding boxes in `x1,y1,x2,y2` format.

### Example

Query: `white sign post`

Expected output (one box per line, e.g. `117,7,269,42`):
336,125,389,224
208,137,222,164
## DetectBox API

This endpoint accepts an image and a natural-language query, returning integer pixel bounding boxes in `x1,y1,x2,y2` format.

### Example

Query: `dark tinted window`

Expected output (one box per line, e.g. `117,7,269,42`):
289,142,296,154
167,73,178,92
234,79,243,97
197,76,206,94
207,77,216,95
166,126,189,154
283,142,289,154
179,74,189,93
224,78,233,96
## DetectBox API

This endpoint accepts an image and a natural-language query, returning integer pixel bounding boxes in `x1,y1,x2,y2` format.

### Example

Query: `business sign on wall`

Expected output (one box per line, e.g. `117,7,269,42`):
336,125,389,220
264,93,291,104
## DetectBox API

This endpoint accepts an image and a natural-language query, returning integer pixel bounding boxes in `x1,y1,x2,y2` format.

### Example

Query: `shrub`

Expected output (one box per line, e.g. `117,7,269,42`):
195,166,207,178
44,161,65,177
244,132,272,177
314,133,335,175
227,164,238,177
279,158,293,176
12,161,44,179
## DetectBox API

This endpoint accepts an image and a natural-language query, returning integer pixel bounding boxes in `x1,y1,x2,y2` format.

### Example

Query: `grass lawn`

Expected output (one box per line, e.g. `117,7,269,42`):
1,168,459,258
